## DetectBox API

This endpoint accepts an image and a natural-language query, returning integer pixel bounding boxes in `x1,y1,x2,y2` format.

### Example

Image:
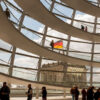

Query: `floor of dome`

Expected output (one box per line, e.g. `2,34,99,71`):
11,96,81,100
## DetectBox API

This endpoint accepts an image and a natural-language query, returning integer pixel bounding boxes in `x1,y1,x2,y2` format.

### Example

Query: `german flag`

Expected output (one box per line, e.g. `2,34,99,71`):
54,41,63,49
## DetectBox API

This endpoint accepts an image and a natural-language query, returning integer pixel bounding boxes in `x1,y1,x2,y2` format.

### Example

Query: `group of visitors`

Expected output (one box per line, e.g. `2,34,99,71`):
70,86,79,100
0,82,47,100
1,82,100,100
81,25,88,32
26,84,47,100
71,86,100,100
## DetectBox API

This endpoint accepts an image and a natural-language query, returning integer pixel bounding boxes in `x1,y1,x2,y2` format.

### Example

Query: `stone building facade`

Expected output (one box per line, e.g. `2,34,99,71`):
40,62,87,87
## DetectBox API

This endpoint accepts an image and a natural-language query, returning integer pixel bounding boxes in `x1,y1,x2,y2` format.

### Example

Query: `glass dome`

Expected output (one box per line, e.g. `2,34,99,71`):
0,0,100,88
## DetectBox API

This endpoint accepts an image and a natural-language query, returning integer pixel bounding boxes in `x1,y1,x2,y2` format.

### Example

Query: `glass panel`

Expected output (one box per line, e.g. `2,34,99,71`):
94,44,100,53
73,21,94,33
97,18,100,23
0,51,11,65
40,0,52,10
13,68,37,81
16,48,39,57
93,67,100,72
23,16,45,33
96,25,100,33
45,36,67,50
87,0,99,7
71,37,91,42
14,55,39,69
7,0,22,10
53,3,73,18
93,74,100,82
68,52,91,60
0,39,12,51
47,27,68,39
75,11,95,23
69,42,92,52
6,4,22,24
56,15,71,24
0,65,9,74
93,54,100,62
21,28,43,44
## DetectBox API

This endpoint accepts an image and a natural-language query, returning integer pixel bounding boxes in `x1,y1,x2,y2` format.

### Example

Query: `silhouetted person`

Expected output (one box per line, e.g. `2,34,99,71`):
26,84,33,100
81,88,87,100
81,25,84,30
42,87,47,100
74,86,79,100
70,87,75,100
94,88,100,100
5,8,10,18
87,86,94,100
0,82,10,100
50,40,54,50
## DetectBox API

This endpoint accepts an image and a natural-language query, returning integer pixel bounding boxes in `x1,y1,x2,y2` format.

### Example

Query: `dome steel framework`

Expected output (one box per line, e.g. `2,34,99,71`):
0,0,100,89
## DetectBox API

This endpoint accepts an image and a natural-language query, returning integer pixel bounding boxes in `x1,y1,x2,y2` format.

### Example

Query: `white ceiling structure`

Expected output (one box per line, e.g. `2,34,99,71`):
61,0,100,17
13,0,100,42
